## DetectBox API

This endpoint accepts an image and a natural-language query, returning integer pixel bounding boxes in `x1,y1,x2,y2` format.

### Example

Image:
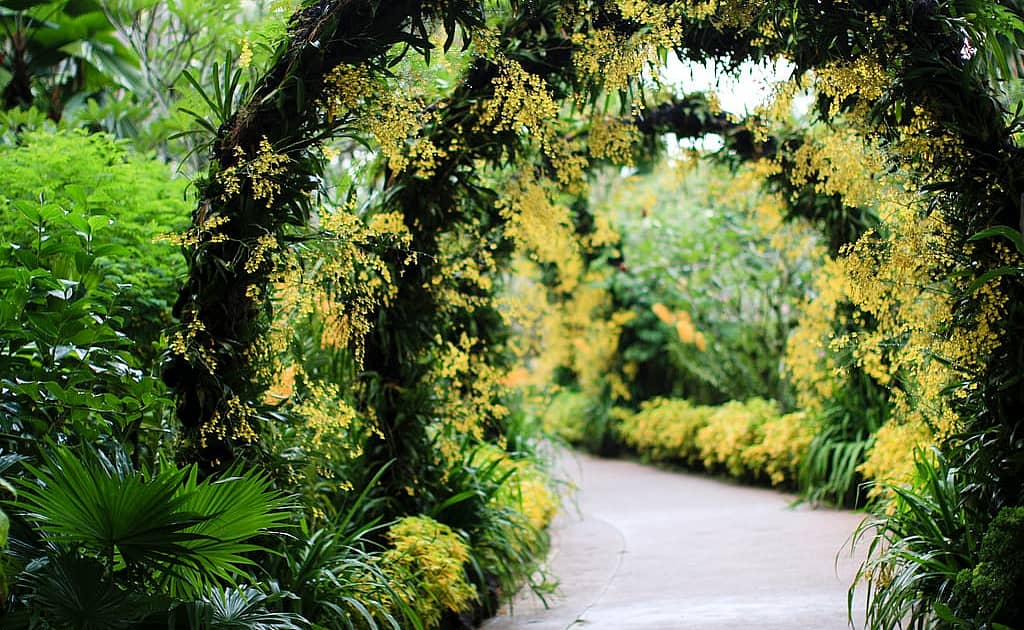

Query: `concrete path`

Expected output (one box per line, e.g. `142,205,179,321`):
482,451,869,630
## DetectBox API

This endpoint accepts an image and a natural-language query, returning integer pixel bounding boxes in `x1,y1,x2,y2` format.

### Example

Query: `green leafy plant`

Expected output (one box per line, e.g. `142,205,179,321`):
182,586,307,630
852,450,983,629
0,0,140,119
9,446,289,618
0,129,188,459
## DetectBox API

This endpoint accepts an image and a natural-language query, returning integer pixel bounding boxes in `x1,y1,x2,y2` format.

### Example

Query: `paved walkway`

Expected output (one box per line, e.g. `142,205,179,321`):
482,451,868,629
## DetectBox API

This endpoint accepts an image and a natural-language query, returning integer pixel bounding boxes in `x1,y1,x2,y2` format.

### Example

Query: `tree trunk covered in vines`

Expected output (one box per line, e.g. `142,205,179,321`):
164,0,485,467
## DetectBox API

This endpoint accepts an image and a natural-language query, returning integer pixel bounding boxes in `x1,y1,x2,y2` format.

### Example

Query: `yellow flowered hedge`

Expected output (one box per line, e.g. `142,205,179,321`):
618,397,815,487
380,515,477,628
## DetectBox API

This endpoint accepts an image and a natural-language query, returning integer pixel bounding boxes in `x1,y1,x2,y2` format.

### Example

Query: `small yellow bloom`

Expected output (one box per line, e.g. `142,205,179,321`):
651,302,675,324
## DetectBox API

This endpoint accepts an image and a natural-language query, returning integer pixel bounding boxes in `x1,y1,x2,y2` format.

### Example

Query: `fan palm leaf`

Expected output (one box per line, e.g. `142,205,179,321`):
15,447,290,600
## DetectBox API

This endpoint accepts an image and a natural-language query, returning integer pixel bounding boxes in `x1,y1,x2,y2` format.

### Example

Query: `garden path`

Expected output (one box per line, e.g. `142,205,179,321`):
481,451,869,630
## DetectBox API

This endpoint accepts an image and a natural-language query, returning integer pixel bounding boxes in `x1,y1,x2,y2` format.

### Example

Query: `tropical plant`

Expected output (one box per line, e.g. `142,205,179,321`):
0,0,140,119
4,446,290,626
852,450,984,629
0,129,188,460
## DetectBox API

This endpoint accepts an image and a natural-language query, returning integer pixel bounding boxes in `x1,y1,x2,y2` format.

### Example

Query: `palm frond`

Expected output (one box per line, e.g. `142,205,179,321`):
15,447,290,600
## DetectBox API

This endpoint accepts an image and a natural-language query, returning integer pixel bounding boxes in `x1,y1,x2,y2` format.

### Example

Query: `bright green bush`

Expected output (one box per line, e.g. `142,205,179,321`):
542,389,596,446
0,129,188,362
0,130,189,458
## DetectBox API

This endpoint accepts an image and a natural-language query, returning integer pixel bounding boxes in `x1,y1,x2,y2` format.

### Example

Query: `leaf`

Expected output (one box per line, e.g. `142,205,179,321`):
16,448,289,600
933,602,956,622
0,507,8,549
26,551,160,629
968,226,1024,254
967,266,1023,292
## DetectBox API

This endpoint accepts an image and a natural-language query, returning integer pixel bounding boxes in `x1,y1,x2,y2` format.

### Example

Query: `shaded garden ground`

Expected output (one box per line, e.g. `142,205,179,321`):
484,451,866,629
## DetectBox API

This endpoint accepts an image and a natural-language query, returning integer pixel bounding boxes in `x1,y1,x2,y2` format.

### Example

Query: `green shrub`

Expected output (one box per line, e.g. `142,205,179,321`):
0,129,188,364
0,130,189,458
853,451,982,629
5,447,290,626
542,389,596,446
952,506,1024,627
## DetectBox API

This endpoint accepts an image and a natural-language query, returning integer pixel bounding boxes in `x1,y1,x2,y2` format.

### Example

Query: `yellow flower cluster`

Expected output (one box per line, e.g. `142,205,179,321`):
839,209,1003,440
291,381,361,462
567,0,683,92
583,214,620,250
243,233,278,274
476,443,559,531
785,259,848,412
742,411,817,486
429,333,510,441
155,213,230,248
476,59,591,188
617,397,815,486
381,516,477,629
430,225,497,314
264,204,408,366
779,101,1012,500
324,62,446,175
814,58,891,120
217,138,290,205
168,317,219,372
788,126,890,209
238,38,253,69
650,303,707,351
588,116,639,165
619,397,713,465
893,105,967,171
498,177,583,293
479,59,559,140
199,395,259,449
321,63,377,122
696,398,779,478
858,416,935,499
364,91,435,174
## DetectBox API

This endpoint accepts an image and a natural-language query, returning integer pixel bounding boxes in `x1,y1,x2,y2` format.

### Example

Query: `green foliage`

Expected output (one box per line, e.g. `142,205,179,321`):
0,129,188,358
262,522,415,630
255,465,424,630
541,389,598,447
598,160,823,407
852,451,984,630
0,0,140,119
182,586,307,630
0,0,1018,627
0,129,187,458
951,506,1024,627
14,447,289,599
